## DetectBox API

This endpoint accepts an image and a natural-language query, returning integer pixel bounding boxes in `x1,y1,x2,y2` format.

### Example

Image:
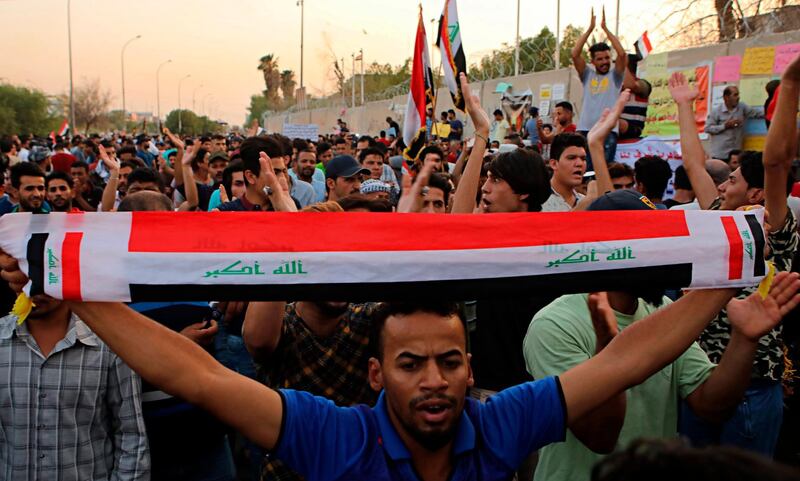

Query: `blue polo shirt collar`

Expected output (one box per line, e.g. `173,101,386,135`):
374,390,476,462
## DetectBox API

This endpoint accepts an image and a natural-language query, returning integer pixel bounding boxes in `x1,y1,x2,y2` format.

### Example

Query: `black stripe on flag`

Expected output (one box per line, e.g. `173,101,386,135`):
745,214,765,276
26,233,49,296
129,263,693,302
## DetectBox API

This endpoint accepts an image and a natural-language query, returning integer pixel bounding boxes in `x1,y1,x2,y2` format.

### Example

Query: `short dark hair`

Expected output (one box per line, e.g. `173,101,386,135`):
728,149,742,162
10,162,45,189
239,135,284,185
120,160,139,171
222,160,244,198
419,145,445,162
333,137,348,146
191,148,209,171
337,194,393,212
634,156,673,199
447,109,456,115
428,173,452,205
46,170,73,189
493,109,503,117
589,42,611,58
673,165,691,191
591,438,800,481
211,134,225,141
723,86,737,97
118,191,174,212
127,168,163,191
317,142,332,156
270,133,293,157
0,137,13,154
359,147,384,163
550,133,588,163
555,101,574,112
357,135,375,146
292,138,309,151
70,160,90,172
199,136,211,143
738,151,764,189
118,146,138,158
371,302,465,361
488,149,551,212
608,162,635,179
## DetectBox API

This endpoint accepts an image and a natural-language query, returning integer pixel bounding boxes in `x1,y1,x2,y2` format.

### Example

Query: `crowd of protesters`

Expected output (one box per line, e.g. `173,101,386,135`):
2,9,800,481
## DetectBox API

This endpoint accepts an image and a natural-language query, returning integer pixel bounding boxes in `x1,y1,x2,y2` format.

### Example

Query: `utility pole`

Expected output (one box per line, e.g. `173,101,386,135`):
298,0,304,108
351,53,356,108
67,0,76,132
514,0,521,75
359,49,365,105
555,0,561,68
121,34,142,124
156,59,171,121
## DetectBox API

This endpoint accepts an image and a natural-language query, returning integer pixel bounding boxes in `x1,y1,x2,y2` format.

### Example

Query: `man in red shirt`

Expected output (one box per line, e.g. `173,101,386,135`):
539,101,577,144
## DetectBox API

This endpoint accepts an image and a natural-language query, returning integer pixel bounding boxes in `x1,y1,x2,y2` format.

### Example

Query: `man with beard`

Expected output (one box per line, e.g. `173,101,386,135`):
524,188,787,481
294,147,326,202
9,162,49,213
0,292,149,480
243,300,378,480
573,7,626,166
45,171,80,213
325,155,368,202
208,151,229,185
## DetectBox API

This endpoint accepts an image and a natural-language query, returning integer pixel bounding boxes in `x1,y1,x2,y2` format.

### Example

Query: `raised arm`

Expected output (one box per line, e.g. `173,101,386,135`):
397,161,434,213
587,89,630,196
451,144,469,187
177,147,199,211
763,55,800,232
572,9,595,79
451,73,490,214
601,7,628,76
98,145,120,212
560,272,800,425
243,302,287,359
668,72,719,209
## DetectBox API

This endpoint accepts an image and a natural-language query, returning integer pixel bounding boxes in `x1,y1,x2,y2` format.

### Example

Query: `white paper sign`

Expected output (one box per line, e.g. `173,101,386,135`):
552,83,566,101
539,100,551,117
282,123,319,140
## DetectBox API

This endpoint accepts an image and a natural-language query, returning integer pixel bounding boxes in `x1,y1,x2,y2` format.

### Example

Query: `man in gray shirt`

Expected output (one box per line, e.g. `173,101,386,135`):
572,7,627,168
705,86,762,160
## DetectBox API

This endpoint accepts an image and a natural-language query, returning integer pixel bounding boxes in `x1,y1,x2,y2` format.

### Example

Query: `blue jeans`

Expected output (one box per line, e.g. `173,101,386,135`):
578,130,618,171
214,322,265,480
679,380,784,457
152,435,236,481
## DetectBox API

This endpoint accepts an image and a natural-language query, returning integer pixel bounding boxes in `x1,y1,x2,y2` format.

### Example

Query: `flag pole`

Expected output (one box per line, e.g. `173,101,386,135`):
429,13,444,142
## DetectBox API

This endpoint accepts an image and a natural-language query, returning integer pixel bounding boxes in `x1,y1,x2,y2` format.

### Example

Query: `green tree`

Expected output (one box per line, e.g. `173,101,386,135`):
246,94,269,126
258,54,282,108
0,83,57,135
280,70,297,107
164,109,222,135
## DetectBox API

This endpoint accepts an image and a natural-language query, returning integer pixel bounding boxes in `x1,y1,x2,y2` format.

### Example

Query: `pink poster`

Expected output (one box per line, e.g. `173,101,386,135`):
713,56,742,82
774,44,800,74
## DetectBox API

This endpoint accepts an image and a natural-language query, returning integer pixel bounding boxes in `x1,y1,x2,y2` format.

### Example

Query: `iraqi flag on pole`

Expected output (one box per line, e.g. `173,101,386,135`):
0,210,767,302
57,119,70,137
636,31,653,59
403,7,435,162
437,0,467,112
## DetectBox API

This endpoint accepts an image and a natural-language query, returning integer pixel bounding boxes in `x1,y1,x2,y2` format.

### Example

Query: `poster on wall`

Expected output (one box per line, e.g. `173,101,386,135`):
642,64,710,138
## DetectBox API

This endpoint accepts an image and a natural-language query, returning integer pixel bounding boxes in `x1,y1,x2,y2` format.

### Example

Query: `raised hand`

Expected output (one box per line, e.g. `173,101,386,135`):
219,184,230,203
163,127,185,151
0,250,27,294
180,319,219,346
588,89,630,146
588,292,619,352
397,161,434,213
600,6,607,32
97,145,120,172
728,271,800,342
668,72,699,105
259,151,297,212
589,7,596,31
459,73,490,135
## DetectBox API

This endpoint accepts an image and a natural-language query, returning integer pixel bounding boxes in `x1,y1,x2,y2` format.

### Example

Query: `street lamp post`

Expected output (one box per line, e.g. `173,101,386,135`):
615,0,621,36
67,0,76,132
359,49,365,105
178,74,191,133
156,59,172,121
192,84,204,112
514,0,520,76
298,0,304,108
351,53,356,108
555,0,561,68
121,34,142,124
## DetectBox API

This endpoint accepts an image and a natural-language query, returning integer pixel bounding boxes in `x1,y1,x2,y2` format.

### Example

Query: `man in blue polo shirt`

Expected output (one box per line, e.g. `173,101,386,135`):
0,274,795,481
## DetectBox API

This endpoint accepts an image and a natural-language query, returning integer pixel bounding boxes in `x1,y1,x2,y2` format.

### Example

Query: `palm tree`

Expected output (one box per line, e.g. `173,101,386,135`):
280,70,297,105
257,54,281,107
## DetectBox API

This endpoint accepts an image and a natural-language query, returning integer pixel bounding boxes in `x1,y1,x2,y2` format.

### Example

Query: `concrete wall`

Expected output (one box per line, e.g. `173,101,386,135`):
266,30,800,137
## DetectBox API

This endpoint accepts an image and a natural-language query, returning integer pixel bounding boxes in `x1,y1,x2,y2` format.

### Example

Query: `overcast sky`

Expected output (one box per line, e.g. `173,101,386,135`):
1,0,687,126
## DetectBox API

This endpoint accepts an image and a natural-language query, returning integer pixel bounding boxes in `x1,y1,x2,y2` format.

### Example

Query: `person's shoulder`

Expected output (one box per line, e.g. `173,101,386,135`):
217,199,244,211
532,294,590,328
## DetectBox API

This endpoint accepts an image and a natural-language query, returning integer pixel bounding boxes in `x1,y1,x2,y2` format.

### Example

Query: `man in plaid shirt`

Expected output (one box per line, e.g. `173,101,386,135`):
0,294,150,481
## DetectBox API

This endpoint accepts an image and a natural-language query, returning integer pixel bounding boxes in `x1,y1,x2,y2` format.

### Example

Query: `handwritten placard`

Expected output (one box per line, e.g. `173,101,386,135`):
713,56,742,82
738,77,770,106
282,123,319,140
774,43,800,74
740,47,775,75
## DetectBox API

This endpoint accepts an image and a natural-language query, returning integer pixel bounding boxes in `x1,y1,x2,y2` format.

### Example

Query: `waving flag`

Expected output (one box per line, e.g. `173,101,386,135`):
636,31,653,59
0,210,767,302
437,0,467,112
57,119,70,137
403,7,435,162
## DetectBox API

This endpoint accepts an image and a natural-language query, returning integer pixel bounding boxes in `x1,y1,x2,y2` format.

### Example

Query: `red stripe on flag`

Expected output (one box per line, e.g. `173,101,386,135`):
642,32,652,52
62,232,83,300
721,216,743,280
128,211,691,253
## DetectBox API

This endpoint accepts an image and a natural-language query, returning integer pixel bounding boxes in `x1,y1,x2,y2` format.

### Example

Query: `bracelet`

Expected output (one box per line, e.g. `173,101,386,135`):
474,133,488,144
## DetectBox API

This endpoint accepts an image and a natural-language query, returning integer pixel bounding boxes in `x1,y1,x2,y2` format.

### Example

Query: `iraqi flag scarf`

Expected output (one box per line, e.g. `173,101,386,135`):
0,210,767,302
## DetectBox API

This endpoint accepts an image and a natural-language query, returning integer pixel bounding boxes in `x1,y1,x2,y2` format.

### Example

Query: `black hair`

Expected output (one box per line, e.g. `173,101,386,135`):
723,86,737,97
270,133,293,157
333,137,348,146
555,101,574,112
292,138,309,151
357,135,375,146
191,148,210,171
634,156,673,199
239,135,284,185
359,147,384,163
608,162,635,179
488,149,551,212
728,149,742,162
127,167,163,191
448,109,456,115
371,302,465,360
493,109,503,117
70,160,90,172
374,142,388,156
591,438,800,481
589,42,611,58
100,140,114,149
118,146,138,158
550,133,588,163
673,165,691,191
199,136,211,143
46,170,74,189
1,137,13,154
317,142,332,155
427,173,452,206
766,79,781,97
117,191,174,212
211,134,225,141
337,194,393,212
10,162,45,189
739,151,764,189
638,79,653,98
120,160,139,171
222,160,244,199
419,145,445,162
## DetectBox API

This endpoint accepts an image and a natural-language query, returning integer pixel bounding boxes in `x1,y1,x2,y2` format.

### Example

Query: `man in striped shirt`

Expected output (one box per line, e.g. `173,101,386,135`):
0,295,150,480
619,78,652,140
